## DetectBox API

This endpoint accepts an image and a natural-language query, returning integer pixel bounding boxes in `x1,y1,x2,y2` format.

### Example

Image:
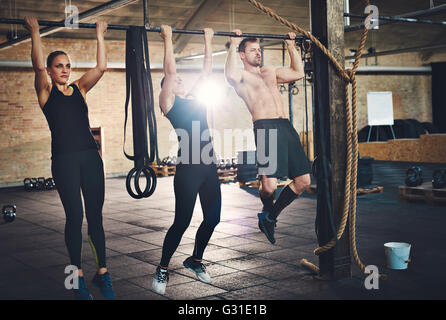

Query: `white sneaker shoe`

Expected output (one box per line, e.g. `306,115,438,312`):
183,257,211,283
152,266,169,295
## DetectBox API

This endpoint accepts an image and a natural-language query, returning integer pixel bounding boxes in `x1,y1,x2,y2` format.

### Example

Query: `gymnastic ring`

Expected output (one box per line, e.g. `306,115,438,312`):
126,167,145,199
133,166,152,198
135,165,157,198
139,166,157,198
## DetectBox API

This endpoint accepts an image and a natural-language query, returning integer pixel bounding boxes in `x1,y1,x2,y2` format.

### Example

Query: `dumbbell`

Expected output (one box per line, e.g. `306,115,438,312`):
2,205,16,223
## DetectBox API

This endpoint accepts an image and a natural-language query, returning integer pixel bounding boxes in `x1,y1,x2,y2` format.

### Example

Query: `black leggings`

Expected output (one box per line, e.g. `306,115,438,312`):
51,149,106,269
160,164,221,267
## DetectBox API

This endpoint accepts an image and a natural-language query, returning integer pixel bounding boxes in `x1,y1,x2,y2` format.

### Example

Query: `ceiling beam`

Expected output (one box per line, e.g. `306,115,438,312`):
0,0,138,51
174,0,225,54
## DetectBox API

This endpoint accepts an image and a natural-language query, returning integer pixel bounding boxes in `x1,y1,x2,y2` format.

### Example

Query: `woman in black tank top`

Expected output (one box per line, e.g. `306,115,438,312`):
152,25,221,295
25,16,114,300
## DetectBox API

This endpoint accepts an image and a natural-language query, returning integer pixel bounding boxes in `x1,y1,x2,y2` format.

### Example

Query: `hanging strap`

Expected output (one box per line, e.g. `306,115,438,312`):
123,29,135,161
123,26,159,199
142,29,159,165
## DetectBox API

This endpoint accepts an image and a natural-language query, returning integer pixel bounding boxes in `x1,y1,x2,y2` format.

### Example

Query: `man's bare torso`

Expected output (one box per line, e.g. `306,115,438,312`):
234,66,288,122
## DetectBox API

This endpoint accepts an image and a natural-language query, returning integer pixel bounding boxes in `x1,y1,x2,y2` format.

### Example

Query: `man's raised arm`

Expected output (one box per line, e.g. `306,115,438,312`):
224,29,243,87
276,32,305,84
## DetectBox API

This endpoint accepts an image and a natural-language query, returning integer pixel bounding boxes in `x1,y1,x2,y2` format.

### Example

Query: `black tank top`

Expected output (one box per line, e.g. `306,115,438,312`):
42,84,98,157
166,96,216,165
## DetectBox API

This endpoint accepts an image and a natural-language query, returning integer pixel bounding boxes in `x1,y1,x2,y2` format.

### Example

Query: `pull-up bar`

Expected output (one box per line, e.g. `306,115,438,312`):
0,18,304,41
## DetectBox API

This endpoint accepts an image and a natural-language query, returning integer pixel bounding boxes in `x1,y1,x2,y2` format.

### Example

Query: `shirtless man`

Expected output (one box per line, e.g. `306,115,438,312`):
225,30,311,244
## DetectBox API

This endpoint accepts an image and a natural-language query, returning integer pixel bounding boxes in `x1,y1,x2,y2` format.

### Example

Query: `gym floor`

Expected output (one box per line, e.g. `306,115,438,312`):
0,161,445,300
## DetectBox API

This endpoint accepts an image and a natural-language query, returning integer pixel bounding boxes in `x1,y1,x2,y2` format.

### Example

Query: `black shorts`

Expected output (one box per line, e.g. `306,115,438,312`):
253,118,311,179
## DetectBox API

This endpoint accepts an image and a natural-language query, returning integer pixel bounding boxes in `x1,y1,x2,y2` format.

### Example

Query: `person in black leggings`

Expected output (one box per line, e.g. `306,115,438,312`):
152,25,221,295
25,16,114,300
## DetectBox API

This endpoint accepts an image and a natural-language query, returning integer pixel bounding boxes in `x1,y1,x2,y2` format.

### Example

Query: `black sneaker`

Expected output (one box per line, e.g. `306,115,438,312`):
152,266,169,295
92,272,115,300
183,257,211,283
257,211,277,244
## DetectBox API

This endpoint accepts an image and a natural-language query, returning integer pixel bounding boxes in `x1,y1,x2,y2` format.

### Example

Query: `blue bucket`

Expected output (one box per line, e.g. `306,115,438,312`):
384,242,411,270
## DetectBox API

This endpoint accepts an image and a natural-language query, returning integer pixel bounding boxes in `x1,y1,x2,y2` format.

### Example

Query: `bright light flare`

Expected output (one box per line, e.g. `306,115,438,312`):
196,81,225,108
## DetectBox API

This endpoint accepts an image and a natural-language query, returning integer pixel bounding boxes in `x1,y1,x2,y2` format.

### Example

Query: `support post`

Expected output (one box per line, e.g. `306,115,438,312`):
311,0,351,279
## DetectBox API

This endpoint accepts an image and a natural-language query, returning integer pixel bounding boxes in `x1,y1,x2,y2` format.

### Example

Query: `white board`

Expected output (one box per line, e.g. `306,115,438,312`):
367,91,394,126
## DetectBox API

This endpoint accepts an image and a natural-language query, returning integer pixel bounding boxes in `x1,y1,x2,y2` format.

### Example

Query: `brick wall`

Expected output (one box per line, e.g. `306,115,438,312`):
349,74,432,130
0,37,442,185
344,52,440,130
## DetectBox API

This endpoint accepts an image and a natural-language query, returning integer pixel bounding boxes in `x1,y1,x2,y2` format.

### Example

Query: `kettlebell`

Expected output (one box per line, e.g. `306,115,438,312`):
44,178,56,190
225,159,232,170
231,158,237,169
432,169,446,189
2,204,16,223
160,157,169,166
24,178,35,191
405,166,423,187
36,177,45,191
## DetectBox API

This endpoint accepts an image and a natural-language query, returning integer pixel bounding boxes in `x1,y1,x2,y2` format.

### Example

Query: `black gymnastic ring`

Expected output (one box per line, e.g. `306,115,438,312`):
135,166,157,198
126,167,145,199
134,166,152,197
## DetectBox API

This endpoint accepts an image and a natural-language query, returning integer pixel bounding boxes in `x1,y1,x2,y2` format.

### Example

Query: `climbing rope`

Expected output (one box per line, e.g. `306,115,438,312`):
247,0,386,280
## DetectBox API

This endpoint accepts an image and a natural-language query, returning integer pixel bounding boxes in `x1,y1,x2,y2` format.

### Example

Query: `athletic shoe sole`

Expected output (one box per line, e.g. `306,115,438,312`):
152,279,166,295
183,261,211,283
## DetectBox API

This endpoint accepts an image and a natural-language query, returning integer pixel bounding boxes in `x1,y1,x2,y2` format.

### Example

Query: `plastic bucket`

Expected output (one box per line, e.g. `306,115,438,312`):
384,242,411,270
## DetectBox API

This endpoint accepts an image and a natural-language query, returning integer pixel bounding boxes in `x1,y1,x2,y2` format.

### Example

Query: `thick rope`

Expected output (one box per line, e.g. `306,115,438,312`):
247,0,385,280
